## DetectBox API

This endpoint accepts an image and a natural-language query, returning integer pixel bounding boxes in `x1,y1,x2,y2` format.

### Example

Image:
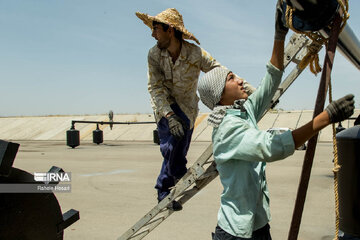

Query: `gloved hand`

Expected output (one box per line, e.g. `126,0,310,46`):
325,94,355,123
167,114,185,140
275,0,289,40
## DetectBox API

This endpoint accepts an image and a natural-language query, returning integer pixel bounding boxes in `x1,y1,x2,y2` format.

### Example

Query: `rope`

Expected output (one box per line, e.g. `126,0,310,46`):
298,41,323,74
283,0,349,75
329,81,341,240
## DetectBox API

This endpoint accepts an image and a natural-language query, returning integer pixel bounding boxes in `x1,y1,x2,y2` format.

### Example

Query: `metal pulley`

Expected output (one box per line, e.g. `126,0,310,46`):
153,128,160,145
93,124,103,145
283,0,339,31
66,125,80,148
336,126,360,238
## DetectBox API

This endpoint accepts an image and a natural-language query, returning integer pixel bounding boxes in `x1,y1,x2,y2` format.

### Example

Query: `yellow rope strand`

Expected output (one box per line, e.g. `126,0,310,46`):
337,0,350,33
329,81,341,240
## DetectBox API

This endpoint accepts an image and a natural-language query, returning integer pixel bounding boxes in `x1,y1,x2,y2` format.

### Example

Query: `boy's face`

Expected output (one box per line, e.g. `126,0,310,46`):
219,72,248,105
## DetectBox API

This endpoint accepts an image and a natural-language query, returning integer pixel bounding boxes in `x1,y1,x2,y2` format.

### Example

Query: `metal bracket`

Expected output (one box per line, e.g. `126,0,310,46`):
57,209,80,233
0,140,19,177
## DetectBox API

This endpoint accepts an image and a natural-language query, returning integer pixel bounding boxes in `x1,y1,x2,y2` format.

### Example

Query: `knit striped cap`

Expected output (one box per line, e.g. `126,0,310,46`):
198,67,231,110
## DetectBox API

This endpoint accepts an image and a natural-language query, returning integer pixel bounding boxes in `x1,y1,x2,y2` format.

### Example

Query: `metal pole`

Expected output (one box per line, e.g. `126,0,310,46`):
71,120,155,126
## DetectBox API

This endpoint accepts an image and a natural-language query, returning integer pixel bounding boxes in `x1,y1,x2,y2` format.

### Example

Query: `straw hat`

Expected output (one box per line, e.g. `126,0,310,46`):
135,8,200,45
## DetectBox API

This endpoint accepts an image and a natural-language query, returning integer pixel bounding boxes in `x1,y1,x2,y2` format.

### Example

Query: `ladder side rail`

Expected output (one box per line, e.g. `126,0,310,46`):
284,34,310,68
118,144,214,240
166,144,214,201
178,162,219,206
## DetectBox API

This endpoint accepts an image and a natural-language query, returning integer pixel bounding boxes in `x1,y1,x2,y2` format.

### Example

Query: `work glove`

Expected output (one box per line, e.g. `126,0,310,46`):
167,114,185,140
325,94,355,123
275,0,289,40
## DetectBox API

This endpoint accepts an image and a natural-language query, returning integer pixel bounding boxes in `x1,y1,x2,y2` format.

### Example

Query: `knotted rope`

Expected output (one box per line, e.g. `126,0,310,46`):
298,41,323,74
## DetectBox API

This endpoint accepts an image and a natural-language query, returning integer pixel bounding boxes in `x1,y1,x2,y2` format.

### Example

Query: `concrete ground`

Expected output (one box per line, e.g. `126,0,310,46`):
9,139,340,240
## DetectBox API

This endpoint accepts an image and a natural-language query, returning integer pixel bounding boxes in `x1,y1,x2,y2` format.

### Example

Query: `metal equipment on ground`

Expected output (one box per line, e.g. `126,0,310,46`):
0,140,80,239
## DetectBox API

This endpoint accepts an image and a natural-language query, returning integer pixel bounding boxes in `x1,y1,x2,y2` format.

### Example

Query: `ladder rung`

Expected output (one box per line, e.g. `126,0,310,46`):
129,230,148,239
146,215,165,226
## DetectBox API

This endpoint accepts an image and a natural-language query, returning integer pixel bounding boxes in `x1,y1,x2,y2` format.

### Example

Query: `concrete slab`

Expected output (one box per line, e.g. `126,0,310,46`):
258,111,280,130
7,140,347,240
272,111,302,129
192,113,212,142
34,117,76,141
0,110,359,143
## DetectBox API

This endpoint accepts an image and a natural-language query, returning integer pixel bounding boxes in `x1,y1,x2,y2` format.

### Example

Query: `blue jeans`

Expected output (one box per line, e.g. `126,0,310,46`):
212,224,272,240
155,104,193,201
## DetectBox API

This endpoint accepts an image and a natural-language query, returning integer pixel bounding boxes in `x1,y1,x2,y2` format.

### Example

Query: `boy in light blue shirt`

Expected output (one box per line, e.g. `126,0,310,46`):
197,2,355,239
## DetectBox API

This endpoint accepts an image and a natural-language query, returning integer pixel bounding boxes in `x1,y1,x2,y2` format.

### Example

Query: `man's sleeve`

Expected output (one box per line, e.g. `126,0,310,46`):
213,115,295,164
199,48,221,73
147,50,173,117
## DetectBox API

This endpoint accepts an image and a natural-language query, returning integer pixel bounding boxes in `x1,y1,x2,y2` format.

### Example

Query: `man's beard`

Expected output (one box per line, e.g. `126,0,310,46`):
157,39,170,49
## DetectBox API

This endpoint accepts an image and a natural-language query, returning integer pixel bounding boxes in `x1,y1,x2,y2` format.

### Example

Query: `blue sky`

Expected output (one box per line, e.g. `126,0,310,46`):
1,0,359,116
